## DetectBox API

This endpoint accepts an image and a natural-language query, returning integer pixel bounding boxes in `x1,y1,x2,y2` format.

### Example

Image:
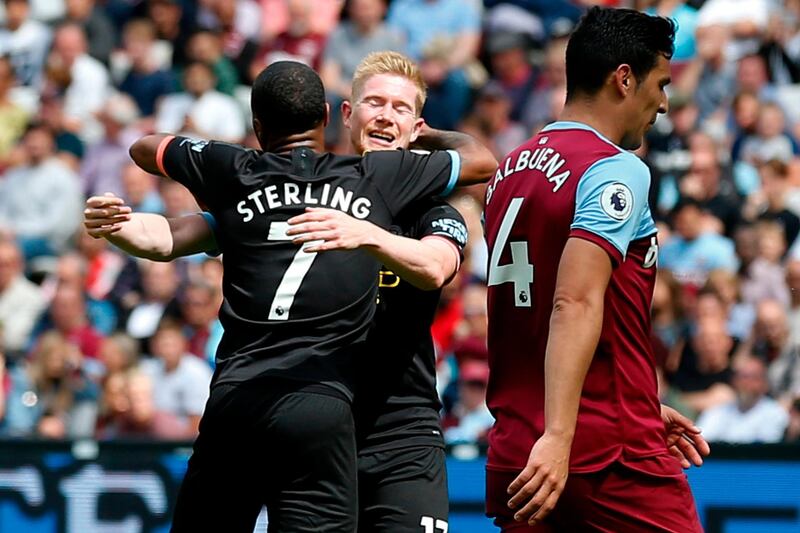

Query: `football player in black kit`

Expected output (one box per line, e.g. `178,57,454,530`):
88,59,495,533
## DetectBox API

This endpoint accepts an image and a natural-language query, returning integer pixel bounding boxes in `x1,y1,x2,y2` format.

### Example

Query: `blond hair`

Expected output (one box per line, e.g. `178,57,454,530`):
351,51,427,116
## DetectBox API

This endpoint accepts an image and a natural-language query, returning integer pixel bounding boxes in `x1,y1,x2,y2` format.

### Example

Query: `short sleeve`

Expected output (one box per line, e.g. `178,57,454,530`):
570,152,652,265
158,135,255,208
416,202,468,253
364,149,460,217
454,0,481,33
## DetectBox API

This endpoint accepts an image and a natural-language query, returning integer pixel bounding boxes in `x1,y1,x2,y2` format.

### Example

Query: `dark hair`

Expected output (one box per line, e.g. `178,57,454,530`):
251,61,326,137
565,7,675,101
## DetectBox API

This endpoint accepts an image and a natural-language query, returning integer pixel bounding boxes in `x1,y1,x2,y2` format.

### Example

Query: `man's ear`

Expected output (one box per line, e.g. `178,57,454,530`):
252,117,263,146
614,64,634,97
342,100,353,129
409,117,425,143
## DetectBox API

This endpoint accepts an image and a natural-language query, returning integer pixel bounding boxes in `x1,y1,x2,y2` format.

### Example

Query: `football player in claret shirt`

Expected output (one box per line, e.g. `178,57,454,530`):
86,59,494,533
483,7,709,532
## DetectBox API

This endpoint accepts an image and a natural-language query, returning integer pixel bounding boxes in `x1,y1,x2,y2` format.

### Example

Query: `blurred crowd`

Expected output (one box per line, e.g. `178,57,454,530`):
0,0,800,447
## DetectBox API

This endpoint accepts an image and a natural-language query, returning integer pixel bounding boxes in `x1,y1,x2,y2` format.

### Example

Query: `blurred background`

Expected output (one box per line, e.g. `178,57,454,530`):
0,0,799,531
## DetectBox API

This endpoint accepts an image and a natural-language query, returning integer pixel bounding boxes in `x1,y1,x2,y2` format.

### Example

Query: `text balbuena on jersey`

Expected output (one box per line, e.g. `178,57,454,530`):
484,121,663,474
158,137,460,400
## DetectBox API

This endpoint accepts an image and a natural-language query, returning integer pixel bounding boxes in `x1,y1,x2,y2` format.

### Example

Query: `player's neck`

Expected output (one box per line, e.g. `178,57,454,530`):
262,130,326,155
559,101,626,147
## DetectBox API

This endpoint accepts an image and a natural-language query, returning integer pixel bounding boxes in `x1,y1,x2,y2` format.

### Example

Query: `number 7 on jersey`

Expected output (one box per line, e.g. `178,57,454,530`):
488,197,534,307
267,221,322,320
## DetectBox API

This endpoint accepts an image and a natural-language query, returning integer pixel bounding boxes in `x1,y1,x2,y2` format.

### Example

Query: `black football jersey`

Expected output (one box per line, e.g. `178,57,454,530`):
355,200,468,453
159,137,460,399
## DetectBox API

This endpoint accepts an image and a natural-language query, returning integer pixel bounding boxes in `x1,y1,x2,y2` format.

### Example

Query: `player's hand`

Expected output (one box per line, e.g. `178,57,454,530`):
506,432,570,526
661,404,710,468
286,207,377,252
84,193,132,238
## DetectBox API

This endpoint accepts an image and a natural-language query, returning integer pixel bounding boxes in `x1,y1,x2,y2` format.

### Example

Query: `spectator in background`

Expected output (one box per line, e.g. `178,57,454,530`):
117,18,177,117
730,90,761,161
676,23,735,123
659,198,738,287
696,353,788,443
251,0,326,75
739,103,798,165
0,57,28,169
179,281,221,361
484,32,536,126
521,34,568,131
121,163,165,214
680,145,742,235
124,260,182,348
0,239,45,358
159,179,200,218
670,316,736,415
0,123,83,259
705,269,755,341
387,0,481,129
2,331,97,438
755,299,800,406
185,29,239,95
696,0,770,60
36,95,84,170
757,10,800,86
63,0,116,66
45,23,110,143
198,0,259,84
0,0,52,104
122,369,193,439
786,396,800,442
786,259,800,346
46,283,105,360
652,269,686,355
94,370,130,439
148,0,192,68
740,222,791,307
735,53,773,98
443,359,493,445
97,332,139,376
80,92,142,198
459,82,527,160
140,320,211,436
321,0,402,145
743,159,800,250
259,0,343,41
155,61,245,142
75,228,125,303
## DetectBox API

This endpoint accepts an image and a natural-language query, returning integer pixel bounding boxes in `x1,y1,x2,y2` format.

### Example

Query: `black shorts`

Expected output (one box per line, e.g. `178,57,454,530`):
358,445,448,533
171,379,358,533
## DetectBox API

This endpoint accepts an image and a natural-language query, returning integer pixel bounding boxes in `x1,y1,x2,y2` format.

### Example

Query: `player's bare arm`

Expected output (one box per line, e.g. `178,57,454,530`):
129,134,174,177
287,207,459,290
411,123,497,185
84,194,215,261
507,238,612,526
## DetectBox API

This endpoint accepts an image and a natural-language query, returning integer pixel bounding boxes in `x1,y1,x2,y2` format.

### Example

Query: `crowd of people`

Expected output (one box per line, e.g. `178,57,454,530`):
0,0,799,447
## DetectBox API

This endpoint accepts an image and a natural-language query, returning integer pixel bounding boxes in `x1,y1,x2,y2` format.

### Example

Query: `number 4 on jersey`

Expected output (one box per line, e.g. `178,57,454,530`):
488,197,534,307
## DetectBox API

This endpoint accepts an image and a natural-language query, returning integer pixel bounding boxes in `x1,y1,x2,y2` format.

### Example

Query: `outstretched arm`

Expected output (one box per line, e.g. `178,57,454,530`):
411,124,497,185
84,194,216,261
129,134,173,177
287,207,460,290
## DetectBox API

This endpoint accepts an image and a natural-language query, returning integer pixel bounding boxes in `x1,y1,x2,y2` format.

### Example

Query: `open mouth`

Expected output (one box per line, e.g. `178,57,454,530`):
367,131,396,145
